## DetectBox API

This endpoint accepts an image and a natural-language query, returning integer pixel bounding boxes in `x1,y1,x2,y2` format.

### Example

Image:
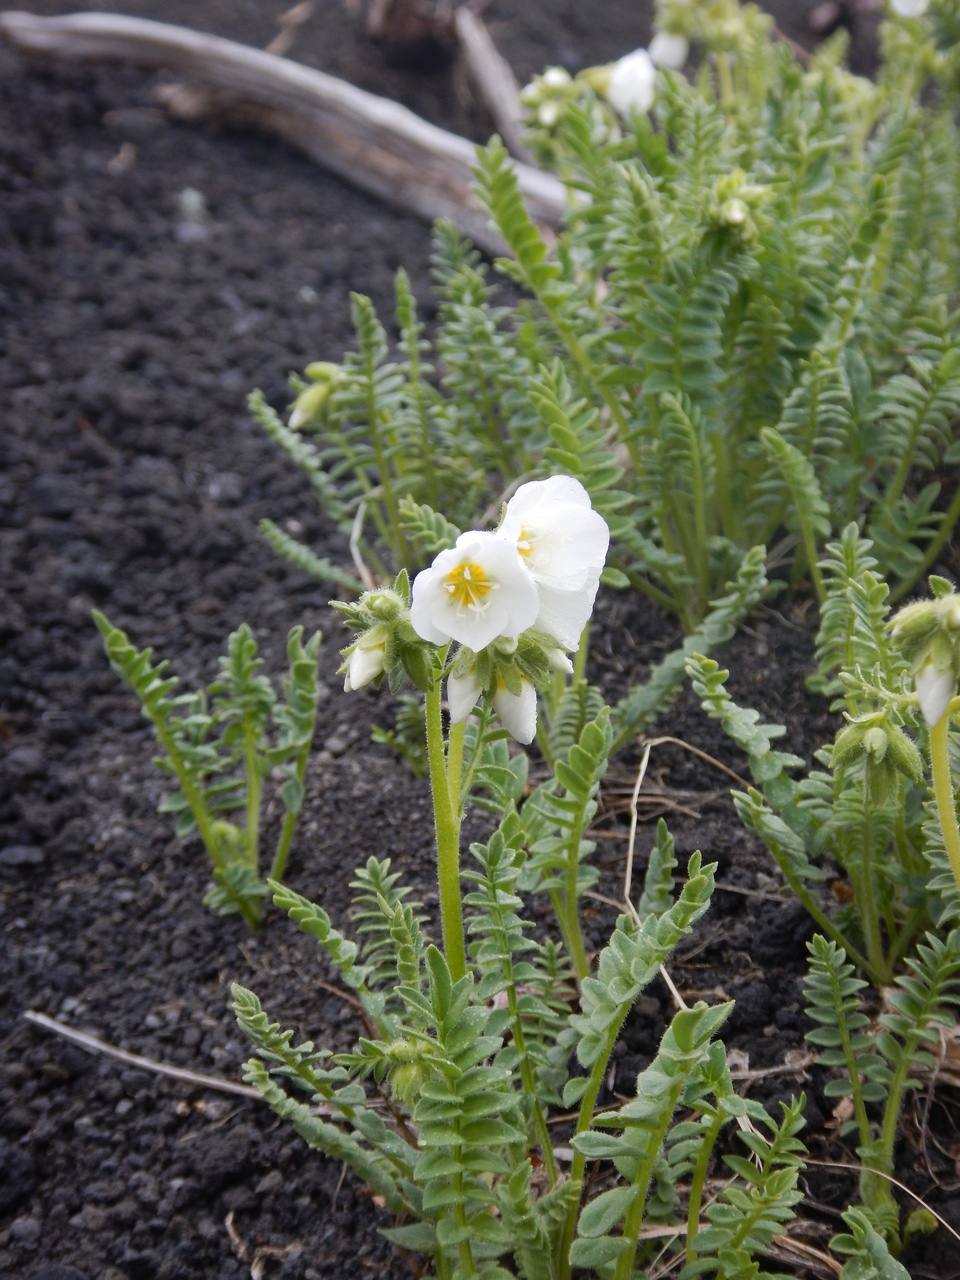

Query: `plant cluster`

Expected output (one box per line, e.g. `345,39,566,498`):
94,614,321,927
88,0,960,1275
256,0,960,633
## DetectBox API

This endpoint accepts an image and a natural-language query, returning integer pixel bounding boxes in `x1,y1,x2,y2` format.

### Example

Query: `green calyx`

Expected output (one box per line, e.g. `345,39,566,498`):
889,582,960,671
832,713,923,806
451,628,562,701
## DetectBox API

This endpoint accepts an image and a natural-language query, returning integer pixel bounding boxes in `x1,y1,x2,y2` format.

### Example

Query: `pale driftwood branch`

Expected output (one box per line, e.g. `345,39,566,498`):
0,9,566,253
454,7,534,166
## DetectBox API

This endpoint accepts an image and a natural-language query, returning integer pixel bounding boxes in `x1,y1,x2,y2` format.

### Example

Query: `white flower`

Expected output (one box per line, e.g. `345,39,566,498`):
890,0,928,15
493,678,538,744
915,657,956,728
649,31,689,70
447,667,483,724
344,632,387,692
410,532,539,651
497,476,609,650
606,48,656,117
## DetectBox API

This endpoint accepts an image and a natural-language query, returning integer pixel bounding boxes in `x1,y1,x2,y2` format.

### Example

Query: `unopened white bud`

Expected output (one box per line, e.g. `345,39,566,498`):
722,198,749,226
344,634,387,692
546,648,575,675
606,48,656,117
649,31,689,70
915,657,956,728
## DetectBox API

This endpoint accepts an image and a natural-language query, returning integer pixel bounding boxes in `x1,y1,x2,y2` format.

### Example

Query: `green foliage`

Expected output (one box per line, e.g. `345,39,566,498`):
94,612,321,927
685,539,953,989
804,930,960,1241
249,5,960,631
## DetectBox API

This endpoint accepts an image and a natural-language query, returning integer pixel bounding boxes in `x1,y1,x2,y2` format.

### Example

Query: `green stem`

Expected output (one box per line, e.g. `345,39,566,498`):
716,52,734,104
451,1157,478,1278
456,704,492,806
774,857,875,979
244,723,261,869
367,389,412,570
563,820,591,983
622,566,680,615
447,720,465,817
930,709,960,893
268,749,310,885
504,982,559,1185
857,808,890,986
686,1113,724,1266
425,682,467,982
150,724,261,929
574,622,590,685
557,1016,629,1280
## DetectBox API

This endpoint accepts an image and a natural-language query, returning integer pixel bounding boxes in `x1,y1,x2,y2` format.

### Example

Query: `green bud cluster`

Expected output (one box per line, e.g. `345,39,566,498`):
450,628,565,703
706,170,768,241
288,361,343,431
334,570,438,695
832,712,924,806
889,578,960,726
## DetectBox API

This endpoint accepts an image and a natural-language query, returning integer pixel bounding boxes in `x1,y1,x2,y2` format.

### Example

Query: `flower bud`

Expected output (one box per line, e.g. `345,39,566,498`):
211,820,244,860
384,1038,432,1104
546,647,575,675
890,586,960,727
493,677,538,744
861,726,889,762
604,48,657,116
542,66,572,89
343,627,389,692
289,381,333,431
289,363,342,430
649,31,689,70
364,589,405,622
915,655,956,728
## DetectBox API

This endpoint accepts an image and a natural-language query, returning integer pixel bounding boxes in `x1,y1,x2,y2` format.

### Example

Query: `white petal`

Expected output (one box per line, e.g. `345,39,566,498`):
606,49,656,116
891,0,928,14
410,532,539,650
916,660,955,727
447,668,483,723
649,31,689,70
493,680,538,744
499,477,609,588
534,578,600,651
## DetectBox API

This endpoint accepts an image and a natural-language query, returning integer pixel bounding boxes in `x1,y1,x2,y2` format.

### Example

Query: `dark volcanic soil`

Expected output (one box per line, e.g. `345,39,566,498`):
1,3,955,1280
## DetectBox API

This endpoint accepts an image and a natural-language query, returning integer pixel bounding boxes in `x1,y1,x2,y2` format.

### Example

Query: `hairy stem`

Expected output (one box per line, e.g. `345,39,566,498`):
425,682,467,982
244,722,261,869
930,708,960,893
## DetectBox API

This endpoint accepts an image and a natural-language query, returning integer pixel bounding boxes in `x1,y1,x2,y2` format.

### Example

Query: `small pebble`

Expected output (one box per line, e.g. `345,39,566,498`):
255,1169,284,1196
0,845,45,869
323,734,349,757
10,1216,41,1243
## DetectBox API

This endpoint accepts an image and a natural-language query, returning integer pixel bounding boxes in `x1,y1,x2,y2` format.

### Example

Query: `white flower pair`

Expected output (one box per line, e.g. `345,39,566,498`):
409,477,609,741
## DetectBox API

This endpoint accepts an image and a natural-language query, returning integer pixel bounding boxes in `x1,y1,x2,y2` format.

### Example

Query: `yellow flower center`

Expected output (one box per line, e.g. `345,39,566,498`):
516,528,533,558
444,561,494,612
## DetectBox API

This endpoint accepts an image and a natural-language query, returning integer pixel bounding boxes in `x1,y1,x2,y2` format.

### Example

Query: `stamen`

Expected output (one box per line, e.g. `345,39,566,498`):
443,560,496,614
